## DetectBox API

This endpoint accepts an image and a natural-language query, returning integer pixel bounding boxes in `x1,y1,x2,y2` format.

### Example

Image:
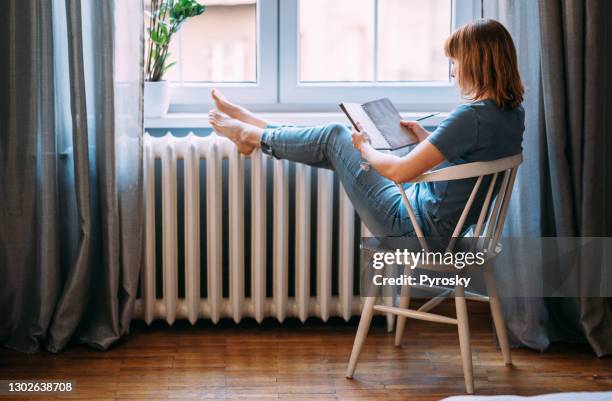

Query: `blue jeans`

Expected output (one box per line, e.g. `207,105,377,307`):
261,123,436,237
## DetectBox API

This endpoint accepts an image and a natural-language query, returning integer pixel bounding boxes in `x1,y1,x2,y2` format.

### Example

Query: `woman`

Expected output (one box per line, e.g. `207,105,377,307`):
208,19,525,239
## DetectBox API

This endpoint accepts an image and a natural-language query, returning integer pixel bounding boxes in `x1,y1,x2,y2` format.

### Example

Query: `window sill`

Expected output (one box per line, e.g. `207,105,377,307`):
144,111,449,129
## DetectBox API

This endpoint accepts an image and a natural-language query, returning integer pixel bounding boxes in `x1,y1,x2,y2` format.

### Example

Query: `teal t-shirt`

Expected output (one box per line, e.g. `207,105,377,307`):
411,99,524,235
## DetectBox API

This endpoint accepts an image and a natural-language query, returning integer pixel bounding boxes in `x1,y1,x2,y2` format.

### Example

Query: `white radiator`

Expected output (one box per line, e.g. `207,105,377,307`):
133,132,374,325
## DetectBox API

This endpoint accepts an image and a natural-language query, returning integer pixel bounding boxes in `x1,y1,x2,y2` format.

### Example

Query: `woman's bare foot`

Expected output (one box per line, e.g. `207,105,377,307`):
211,89,269,129
208,110,263,155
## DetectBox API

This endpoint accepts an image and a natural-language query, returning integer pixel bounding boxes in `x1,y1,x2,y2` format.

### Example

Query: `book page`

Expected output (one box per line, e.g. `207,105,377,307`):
362,98,418,149
340,103,390,149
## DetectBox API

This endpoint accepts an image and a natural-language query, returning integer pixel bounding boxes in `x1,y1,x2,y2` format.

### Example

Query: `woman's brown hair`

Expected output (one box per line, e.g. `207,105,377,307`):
444,19,524,109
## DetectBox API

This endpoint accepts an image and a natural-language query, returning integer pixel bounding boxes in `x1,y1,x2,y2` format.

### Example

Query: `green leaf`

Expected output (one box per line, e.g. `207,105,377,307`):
160,23,169,38
162,61,177,73
150,29,159,42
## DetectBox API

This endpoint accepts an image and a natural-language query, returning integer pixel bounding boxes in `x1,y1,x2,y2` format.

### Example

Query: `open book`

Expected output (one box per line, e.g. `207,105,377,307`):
339,97,419,151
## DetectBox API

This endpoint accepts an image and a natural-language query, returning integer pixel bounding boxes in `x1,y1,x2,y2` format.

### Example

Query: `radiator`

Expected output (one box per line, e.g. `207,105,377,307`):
133,132,371,325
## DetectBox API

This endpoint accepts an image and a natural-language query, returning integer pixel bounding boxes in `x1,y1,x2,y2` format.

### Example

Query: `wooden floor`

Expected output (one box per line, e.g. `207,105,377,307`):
1,301,610,401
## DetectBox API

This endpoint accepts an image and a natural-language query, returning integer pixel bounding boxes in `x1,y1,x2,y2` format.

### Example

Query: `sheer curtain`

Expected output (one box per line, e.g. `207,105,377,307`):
0,0,144,353
484,0,612,356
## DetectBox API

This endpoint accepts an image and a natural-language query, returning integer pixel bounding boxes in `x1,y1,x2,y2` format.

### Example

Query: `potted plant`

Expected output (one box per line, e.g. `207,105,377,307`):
145,0,205,118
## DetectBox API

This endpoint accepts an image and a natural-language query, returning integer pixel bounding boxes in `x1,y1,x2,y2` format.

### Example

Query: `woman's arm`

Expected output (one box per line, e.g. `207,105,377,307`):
352,124,445,183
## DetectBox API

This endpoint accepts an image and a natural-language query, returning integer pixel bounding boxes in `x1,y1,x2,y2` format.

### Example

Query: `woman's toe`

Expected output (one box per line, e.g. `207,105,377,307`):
209,111,223,123
212,89,227,105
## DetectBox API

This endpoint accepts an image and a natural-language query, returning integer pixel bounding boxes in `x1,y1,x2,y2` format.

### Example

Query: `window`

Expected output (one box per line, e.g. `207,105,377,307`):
171,0,257,82
299,0,375,82
298,0,451,83
168,0,277,109
377,0,452,82
167,0,480,112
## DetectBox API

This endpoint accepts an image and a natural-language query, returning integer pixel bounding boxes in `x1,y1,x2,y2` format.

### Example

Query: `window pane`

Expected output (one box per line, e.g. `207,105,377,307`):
377,0,451,81
181,0,257,82
299,0,374,82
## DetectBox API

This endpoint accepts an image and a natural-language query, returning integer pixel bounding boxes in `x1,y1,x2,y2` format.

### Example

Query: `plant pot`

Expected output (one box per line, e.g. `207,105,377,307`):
144,81,171,118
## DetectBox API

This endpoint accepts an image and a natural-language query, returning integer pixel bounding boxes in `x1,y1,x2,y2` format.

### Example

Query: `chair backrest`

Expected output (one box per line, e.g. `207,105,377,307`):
396,154,523,253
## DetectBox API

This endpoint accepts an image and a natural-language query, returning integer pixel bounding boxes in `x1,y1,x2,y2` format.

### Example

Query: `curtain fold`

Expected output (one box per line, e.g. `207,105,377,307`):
538,0,612,357
0,0,143,353
485,0,612,356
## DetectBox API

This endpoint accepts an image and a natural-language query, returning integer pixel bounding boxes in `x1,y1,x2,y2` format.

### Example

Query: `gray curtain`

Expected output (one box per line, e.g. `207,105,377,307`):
0,0,144,353
485,0,612,356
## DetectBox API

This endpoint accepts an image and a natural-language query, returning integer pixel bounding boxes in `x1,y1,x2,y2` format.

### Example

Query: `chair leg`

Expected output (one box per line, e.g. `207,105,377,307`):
455,286,474,394
484,269,512,365
384,296,395,333
394,283,411,346
384,264,397,332
346,296,376,378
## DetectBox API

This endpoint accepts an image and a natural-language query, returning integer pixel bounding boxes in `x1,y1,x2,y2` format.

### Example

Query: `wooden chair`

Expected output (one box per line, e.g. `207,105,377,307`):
346,153,523,394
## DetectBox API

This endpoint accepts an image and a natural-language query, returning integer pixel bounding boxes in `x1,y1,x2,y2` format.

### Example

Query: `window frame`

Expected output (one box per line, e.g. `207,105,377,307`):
169,0,278,110
168,0,481,113
279,0,480,111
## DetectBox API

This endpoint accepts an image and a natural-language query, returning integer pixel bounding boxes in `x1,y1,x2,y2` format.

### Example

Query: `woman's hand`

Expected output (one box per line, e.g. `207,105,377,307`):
400,120,429,142
348,120,445,182
351,123,372,155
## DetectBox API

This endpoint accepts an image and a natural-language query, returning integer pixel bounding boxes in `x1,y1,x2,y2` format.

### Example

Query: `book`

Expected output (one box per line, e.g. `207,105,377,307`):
339,97,419,151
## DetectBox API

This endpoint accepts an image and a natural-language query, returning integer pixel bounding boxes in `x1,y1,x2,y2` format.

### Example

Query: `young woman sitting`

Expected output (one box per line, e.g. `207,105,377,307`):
208,19,525,239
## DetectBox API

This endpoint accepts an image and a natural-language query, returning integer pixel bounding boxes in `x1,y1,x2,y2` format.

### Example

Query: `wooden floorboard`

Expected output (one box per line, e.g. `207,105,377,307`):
1,301,610,400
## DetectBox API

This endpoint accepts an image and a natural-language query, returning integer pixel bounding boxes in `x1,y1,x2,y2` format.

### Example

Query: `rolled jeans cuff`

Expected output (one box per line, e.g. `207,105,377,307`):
260,123,283,157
